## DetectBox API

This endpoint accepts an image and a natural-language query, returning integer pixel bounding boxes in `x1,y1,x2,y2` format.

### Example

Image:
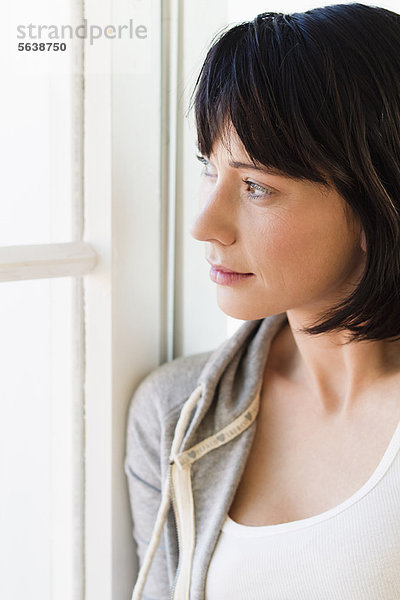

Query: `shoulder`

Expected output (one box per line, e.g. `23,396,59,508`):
125,351,213,484
127,350,213,424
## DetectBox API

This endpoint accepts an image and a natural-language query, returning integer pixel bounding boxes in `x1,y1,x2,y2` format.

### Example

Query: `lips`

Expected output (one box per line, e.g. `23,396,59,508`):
207,262,253,275
208,262,254,286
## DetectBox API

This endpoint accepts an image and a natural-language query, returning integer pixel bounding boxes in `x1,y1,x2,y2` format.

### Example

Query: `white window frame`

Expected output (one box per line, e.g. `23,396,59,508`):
83,0,164,596
1,0,234,598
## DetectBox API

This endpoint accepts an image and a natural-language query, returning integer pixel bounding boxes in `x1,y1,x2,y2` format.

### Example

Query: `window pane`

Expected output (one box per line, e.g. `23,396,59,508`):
0,277,83,600
1,1,82,245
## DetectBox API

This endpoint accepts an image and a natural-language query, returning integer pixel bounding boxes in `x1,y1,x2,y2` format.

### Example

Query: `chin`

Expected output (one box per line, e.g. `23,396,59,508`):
216,296,277,321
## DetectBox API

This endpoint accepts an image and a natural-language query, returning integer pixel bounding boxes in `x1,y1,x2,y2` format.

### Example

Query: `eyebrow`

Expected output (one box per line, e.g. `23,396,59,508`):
228,160,284,176
196,151,287,177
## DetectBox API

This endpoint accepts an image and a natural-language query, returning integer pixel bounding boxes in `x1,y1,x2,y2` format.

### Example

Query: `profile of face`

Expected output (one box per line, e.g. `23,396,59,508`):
190,128,367,322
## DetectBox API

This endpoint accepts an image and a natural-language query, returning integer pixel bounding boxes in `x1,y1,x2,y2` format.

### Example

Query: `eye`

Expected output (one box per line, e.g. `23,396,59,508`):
242,179,274,201
196,153,207,165
196,153,215,177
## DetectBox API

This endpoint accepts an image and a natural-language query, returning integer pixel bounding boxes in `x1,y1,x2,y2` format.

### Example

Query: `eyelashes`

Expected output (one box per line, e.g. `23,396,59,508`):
195,153,274,201
196,153,214,178
196,153,209,168
242,179,274,200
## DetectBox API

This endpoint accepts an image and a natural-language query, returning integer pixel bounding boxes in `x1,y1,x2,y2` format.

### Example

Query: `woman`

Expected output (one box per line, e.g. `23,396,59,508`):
125,3,400,599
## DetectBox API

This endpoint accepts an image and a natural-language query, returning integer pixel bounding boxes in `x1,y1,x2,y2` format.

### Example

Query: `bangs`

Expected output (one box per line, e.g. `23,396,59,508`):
191,13,336,185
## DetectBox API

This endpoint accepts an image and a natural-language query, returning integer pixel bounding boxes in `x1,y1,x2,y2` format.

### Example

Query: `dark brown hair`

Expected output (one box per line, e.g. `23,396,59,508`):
189,3,400,343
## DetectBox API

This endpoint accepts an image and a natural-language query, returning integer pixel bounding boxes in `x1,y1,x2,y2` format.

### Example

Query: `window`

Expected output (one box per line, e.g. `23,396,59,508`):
3,0,397,598
1,0,87,597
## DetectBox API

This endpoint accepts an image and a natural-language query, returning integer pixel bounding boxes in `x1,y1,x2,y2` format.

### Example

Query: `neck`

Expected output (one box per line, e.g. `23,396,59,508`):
269,310,400,417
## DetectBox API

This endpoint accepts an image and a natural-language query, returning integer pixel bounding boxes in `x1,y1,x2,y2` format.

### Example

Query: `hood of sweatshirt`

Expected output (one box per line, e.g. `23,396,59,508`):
131,311,289,600
180,312,289,454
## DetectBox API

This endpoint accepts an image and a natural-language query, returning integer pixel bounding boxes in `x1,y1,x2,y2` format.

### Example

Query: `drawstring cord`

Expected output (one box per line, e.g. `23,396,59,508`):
131,385,203,600
131,378,262,599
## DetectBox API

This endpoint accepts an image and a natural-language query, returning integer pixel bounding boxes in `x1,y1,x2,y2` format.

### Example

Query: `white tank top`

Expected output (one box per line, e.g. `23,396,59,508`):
205,416,400,599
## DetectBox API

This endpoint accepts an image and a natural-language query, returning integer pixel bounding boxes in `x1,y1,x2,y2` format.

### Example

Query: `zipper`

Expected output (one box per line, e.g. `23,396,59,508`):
164,382,261,600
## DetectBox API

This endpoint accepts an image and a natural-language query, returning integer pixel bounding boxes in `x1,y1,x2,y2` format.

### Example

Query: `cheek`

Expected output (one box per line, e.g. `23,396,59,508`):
247,209,357,288
245,213,302,271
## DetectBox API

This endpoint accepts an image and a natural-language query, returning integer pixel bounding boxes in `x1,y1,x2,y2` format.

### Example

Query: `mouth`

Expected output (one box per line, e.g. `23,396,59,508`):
208,263,254,286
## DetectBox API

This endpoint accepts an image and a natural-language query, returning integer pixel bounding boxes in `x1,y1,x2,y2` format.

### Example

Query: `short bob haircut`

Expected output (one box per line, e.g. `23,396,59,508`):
189,2,400,344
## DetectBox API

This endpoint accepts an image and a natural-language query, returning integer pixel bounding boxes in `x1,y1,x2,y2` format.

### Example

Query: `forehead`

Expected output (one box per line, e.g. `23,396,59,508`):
208,130,283,175
207,131,298,178
208,126,247,159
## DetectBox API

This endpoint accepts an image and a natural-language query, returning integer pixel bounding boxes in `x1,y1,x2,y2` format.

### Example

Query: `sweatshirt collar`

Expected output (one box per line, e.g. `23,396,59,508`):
179,312,288,452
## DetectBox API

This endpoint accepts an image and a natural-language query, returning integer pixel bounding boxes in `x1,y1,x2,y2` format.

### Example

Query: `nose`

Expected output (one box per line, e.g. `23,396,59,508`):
189,179,237,246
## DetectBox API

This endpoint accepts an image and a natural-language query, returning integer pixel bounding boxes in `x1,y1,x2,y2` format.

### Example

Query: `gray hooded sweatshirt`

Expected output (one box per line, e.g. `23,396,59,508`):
124,312,288,600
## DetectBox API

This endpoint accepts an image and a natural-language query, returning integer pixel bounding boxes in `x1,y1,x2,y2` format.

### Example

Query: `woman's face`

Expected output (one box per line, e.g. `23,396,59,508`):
190,129,366,321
